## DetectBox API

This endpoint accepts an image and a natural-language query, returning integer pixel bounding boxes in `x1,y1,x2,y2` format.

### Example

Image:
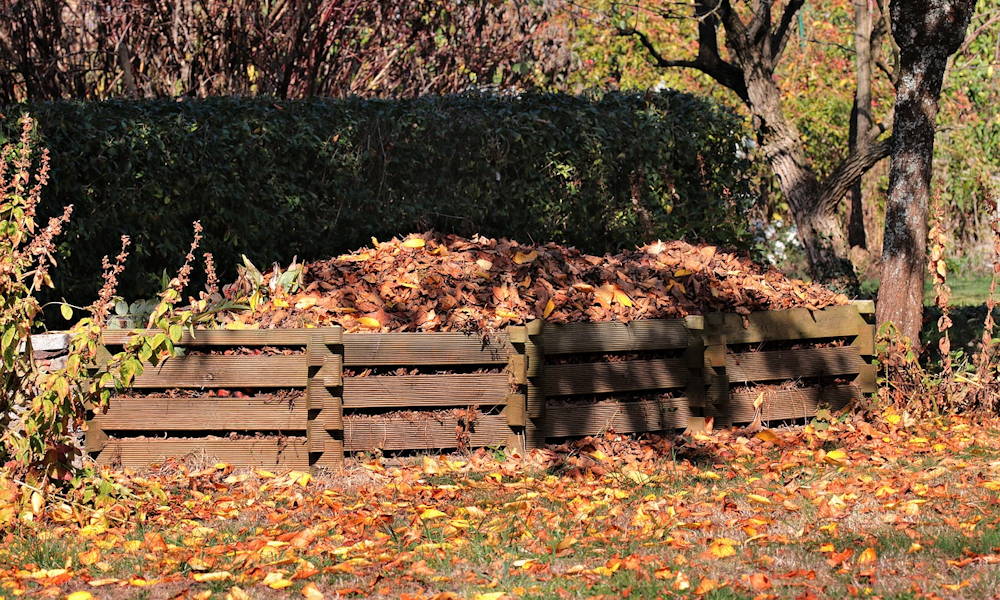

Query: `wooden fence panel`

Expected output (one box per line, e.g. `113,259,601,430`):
343,373,510,408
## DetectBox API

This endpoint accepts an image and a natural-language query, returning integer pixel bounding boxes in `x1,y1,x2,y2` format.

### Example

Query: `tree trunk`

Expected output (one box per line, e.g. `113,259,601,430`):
876,0,976,343
744,69,857,290
847,0,874,249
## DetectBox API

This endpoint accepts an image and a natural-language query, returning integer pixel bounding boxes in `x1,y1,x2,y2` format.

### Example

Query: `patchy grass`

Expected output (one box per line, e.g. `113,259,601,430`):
4,415,1000,599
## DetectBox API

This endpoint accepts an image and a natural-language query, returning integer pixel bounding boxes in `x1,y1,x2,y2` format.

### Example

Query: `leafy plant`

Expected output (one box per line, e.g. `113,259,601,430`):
0,116,199,485
0,92,754,307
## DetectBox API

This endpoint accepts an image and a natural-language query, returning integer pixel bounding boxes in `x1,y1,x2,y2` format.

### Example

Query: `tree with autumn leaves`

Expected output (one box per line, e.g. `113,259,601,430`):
564,0,986,339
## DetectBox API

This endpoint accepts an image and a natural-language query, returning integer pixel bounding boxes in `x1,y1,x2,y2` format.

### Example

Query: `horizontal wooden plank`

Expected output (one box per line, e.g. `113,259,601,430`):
343,373,510,408
102,328,341,346
725,385,860,423
343,332,511,365
344,413,509,451
725,347,864,383
92,397,306,430
542,319,693,355
543,358,688,397
131,355,312,388
545,398,691,437
95,437,309,469
711,305,867,344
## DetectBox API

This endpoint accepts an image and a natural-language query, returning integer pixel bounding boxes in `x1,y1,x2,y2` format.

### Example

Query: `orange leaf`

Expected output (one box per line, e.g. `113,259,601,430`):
857,547,877,564
513,250,538,264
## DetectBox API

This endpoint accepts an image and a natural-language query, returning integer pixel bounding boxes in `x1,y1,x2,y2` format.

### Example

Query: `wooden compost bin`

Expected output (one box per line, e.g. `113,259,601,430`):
87,303,875,471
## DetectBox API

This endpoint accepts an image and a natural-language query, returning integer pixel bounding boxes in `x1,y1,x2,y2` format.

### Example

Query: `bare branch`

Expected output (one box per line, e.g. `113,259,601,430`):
618,28,701,70
819,136,892,214
770,0,807,63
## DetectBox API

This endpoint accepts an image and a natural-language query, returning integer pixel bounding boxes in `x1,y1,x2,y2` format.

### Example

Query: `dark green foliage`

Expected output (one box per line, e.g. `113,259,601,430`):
2,92,752,305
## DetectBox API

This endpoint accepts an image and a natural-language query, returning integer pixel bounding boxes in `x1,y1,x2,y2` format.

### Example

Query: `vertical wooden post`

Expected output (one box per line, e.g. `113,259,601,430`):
702,313,731,428
507,319,545,450
852,322,877,393
306,327,344,472
682,315,710,432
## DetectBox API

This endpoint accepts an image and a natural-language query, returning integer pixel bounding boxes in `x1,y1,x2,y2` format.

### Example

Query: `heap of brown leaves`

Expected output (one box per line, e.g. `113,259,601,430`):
220,233,848,332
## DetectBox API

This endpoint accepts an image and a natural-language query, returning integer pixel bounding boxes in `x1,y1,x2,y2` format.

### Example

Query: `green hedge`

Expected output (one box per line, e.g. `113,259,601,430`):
2,92,752,304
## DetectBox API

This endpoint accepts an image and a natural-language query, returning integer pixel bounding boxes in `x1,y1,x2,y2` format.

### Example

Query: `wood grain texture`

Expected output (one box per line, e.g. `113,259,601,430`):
726,385,860,422
725,347,864,383
344,413,509,451
711,305,868,344
101,328,341,346
343,332,511,365
541,319,693,355
342,373,510,408
545,398,691,437
130,355,313,388
543,358,689,397
92,397,306,430
95,438,309,469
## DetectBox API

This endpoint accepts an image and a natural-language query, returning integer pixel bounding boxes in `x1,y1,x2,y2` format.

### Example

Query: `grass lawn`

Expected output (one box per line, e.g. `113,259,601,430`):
924,275,994,307
4,414,1000,599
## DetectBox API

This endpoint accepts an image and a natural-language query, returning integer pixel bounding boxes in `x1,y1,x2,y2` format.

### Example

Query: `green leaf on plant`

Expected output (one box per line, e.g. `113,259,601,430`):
60,304,74,320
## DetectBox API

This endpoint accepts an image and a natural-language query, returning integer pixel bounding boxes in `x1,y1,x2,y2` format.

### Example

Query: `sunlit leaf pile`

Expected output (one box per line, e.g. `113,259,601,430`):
218,234,848,332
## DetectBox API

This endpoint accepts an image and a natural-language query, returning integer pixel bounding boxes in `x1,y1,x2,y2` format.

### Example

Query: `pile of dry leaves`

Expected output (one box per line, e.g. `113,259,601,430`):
218,233,847,332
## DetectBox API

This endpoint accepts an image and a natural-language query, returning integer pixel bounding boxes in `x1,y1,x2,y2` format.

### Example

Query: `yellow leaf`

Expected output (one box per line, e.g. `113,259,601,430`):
857,547,877,564
357,317,382,329
473,593,506,600
66,592,94,600
622,470,651,485
698,470,721,480
747,494,772,505
513,250,538,264
981,481,1000,491
495,309,519,319
31,491,43,515
590,450,609,461
706,538,738,559
301,582,325,600
673,269,692,277
289,471,312,486
819,543,835,552
823,449,849,465
752,392,765,409
754,430,779,443
476,258,493,270
87,579,120,587
542,299,556,318
263,572,293,589
256,469,277,479
193,571,233,582
272,297,290,308
402,238,426,248
614,288,633,307
419,508,448,520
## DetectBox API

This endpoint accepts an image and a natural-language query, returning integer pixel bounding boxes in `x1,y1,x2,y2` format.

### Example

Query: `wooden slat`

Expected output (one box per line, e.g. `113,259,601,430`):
95,438,309,469
92,397,306,430
713,305,868,344
344,413,509,451
726,385,860,423
542,320,692,355
543,358,688,397
343,332,511,365
101,328,341,346
545,398,691,437
130,355,312,388
342,373,509,408
725,347,864,383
